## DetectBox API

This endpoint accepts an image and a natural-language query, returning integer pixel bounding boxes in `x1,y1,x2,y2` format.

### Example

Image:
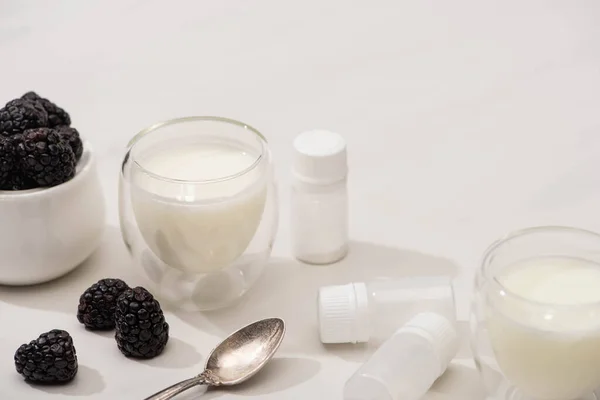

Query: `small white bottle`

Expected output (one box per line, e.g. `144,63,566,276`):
318,277,455,344
343,312,458,400
291,130,348,264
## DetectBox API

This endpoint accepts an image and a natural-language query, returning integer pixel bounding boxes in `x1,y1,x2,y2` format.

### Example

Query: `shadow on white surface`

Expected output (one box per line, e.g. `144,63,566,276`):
88,329,115,339
455,321,474,360
0,226,139,315
128,337,203,369
26,365,105,396
199,357,320,399
426,363,486,400
176,241,458,361
322,341,373,363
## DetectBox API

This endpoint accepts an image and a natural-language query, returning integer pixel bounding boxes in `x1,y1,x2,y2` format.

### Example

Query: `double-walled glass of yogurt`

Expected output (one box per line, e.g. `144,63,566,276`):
471,226,600,400
119,117,278,311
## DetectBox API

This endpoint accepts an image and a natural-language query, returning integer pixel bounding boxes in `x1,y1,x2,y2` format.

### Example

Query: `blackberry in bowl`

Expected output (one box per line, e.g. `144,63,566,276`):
0,92,104,285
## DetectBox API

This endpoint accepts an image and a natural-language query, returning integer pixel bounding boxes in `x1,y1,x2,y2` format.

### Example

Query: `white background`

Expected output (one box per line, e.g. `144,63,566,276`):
1,1,600,398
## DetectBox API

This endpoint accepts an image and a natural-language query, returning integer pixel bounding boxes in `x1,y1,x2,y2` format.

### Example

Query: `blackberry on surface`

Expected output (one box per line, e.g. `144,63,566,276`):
77,278,130,330
16,128,76,187
0,99,48,136
56,126,83,162
14,329,78,384
115,287,169,359
22,91,71,128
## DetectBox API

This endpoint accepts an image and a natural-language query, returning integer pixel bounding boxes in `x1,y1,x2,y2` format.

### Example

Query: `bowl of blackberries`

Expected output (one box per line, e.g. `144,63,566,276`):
0,92,105,285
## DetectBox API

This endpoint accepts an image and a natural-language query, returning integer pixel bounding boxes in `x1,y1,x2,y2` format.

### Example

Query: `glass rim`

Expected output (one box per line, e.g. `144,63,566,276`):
482,225,600,309
127,116,267,185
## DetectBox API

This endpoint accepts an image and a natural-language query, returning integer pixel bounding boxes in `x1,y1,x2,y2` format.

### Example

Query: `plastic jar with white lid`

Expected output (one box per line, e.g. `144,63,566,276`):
343,312,458,400
291,129,348,265
318,277,455,344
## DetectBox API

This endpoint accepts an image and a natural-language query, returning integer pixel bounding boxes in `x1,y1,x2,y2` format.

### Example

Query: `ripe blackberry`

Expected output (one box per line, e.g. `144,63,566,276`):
56,125,83,162
16,128,76,187
14,329,78,384
115,287,169,359
0,136,16,188
22,91,71,127
1,172,37,190
0,135,38,190
0,99,48,136
77,278,130,330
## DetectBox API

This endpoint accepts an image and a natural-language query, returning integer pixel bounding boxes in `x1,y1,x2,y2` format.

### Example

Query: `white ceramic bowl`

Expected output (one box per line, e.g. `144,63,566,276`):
0,144,105,285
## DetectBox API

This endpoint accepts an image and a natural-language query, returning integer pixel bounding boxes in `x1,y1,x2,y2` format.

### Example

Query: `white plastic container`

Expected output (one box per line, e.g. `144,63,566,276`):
343,312,458,400
318,277,455,344
291,130,348,264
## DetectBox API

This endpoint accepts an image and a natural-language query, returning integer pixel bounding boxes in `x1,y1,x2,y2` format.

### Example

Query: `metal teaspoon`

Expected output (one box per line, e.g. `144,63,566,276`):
144,318,286,400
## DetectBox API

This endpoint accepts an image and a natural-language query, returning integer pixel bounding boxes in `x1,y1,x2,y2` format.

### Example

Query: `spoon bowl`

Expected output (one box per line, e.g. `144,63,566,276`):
145,318,286,400
207,318,286,385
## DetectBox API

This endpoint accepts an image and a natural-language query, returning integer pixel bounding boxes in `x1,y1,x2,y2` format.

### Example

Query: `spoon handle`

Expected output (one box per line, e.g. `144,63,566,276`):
144,370,217,400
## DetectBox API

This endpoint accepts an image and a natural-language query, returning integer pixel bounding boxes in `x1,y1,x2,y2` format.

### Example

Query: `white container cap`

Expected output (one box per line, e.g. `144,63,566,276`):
398,312,458,375
318,283,370,343
293,130,347,185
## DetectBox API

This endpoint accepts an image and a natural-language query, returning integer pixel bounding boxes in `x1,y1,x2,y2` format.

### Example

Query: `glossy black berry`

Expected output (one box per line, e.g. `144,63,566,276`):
0,135,37,190
115,287,169,359
55,125,83,162
22,91,71,128
1,172,37,190
16,128,76,187
0,136,17,188
77,278,130,330
14,329,78,384
0,99,48,136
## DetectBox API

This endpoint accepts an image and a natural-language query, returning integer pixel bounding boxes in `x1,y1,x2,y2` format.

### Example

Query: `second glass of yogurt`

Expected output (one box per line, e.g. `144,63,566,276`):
471,226,600,400
119,117,278,311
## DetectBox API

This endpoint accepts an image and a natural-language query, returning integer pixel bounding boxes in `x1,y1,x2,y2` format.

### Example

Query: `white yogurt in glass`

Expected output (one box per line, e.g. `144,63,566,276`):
488,256,600,400
130,140,267,273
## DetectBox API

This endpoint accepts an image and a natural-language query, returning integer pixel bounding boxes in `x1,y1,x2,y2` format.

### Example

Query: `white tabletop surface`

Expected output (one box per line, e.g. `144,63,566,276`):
1,1,600,399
